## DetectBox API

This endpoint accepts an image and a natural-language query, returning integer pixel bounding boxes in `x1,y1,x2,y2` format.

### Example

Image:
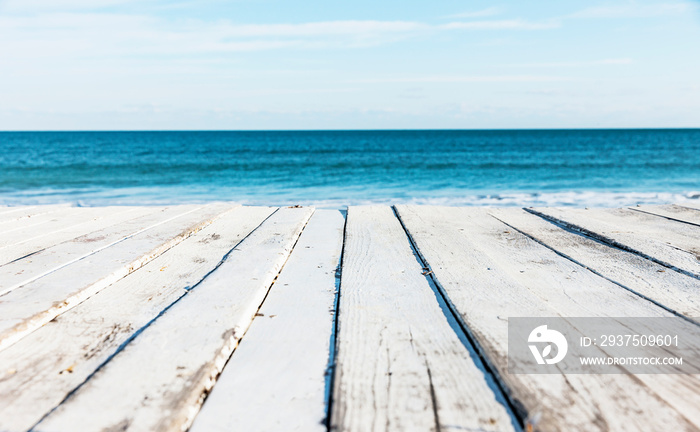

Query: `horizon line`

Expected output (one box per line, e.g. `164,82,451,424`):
1,127,700,133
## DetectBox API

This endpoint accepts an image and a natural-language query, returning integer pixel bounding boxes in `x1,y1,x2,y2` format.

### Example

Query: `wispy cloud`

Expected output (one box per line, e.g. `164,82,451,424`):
0,13,557,58
444,7,503,19
508,58,634,68
350,75,572,84
567,2,697,19
213,20,427,38
0,0,140,12
441,19,559,31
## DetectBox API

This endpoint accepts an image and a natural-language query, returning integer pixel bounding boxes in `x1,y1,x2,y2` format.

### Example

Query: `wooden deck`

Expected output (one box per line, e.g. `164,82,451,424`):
0,204,698,432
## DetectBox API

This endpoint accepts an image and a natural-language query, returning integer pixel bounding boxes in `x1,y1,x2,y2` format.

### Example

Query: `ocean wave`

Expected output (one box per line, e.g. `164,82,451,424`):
4,190,697,209
237,191,700,209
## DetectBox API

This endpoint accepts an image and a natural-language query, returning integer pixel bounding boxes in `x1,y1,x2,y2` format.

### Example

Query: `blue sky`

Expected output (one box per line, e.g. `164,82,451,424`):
1,0,699,130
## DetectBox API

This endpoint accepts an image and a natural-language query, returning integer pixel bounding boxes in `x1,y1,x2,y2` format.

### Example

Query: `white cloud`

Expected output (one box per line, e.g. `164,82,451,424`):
351,75,571,84
0,0,140,12
509,58,634,68
214,21,427,38
444,7,503,19
595,58,634,65
441,19,560,31
567,2,697,19
0,13,557,60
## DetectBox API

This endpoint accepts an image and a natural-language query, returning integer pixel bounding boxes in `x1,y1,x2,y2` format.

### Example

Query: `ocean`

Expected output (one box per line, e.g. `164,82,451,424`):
1,129,699,208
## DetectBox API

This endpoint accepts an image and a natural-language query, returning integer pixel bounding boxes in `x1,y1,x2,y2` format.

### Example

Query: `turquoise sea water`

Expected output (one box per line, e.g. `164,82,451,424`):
1,129,699,207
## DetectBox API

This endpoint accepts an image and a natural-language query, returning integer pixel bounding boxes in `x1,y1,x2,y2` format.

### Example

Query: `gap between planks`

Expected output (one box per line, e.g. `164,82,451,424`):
190,209,345,432
0,206,156,265
629,204,700,227
33,206,314,432
489,208,700,321
330,205,517,432
0,204,234,353
0,206,276,432
527,206,700,280
395,205,700,432
0,205,208,296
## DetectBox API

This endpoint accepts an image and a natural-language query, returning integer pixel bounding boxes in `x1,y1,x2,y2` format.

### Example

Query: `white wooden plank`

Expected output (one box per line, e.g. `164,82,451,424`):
0,206,30,217
395,205,699,432
331,206,516,432
0,205,211,297
190,209,344,432
679,201,700,211
35,207,314,432
0,207,88,236
632,204,700,227
0,206,39,220
549,207,700,250
490,208,700,319
0,204,72,225
0,206,162,265
0,206,142,237
586,208,700,251
0,206,143,248
0,206,276,432
0,203,234,352
530,207,700,278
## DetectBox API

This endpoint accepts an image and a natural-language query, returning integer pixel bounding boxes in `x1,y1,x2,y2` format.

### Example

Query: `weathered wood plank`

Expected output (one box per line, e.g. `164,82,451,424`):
0,204,73,227
0,206,161,265
331,206,516,432
395,205,699,432
0,206,32,218
679,201,700,211
0,207,145,241
0,206,42,222
529,207,700,278
490,208,700,319
0,206,145,248
190,209,344,432
631,204,700,227
0,207,86,236
0,205,214,297
0,204,234,352
34,207,314,432
0,206,275,432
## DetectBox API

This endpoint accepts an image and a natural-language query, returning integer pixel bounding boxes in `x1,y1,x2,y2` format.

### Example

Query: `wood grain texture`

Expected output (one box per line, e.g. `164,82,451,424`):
0,204,233,352
0,206,275,432
34,206,314,432
331,206,516,432
0,207,121,236
0,205,70,224
0,205,205,297
0,208,81,238
395,205,699,432
0,206,160,265
0,204,70,233
0,206,146,248
632,204,700,227
490,207,700,319
190,209,344,432
529,207,700,278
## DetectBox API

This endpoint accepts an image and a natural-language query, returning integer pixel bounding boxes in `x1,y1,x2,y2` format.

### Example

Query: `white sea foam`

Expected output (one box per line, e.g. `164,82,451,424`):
6,190,695,209
253,191,700,209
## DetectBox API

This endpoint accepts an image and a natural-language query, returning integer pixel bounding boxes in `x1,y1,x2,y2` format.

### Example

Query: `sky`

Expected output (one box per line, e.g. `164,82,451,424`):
0,0,699,130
